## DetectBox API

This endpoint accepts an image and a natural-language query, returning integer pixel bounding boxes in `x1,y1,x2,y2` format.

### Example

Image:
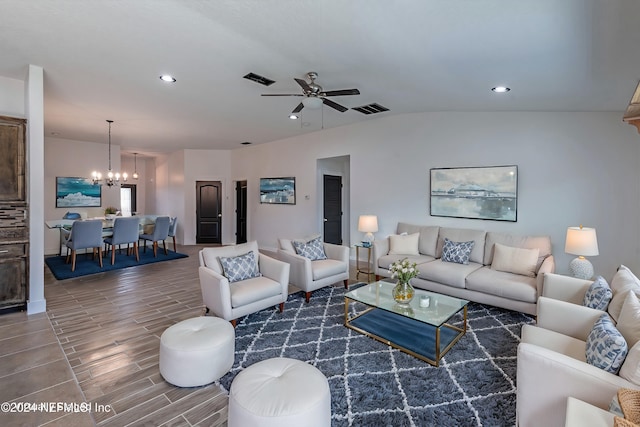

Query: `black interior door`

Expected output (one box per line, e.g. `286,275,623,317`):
196,181,222,244
236,180,247,244
323,175,342,244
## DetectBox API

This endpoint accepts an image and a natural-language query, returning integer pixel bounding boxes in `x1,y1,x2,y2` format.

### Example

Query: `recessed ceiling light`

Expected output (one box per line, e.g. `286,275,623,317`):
491,86,510,93
159,75,177,83
241,141,252,145
289,114,299,120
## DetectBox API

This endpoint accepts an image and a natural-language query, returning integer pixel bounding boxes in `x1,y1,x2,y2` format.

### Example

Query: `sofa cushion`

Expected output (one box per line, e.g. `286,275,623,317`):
521,324,587,362
583,276,613,311
617,291,640,346
441,238,474,265
200,241,261,275
418,259,482,289
397,223,439,257
484,232,552,273
585,313,628,374
620,341,640,386
292,236,327,261
466,267,538,303
609,265,640,322
219,251,261,283
311,258,347,281
437,227,486,264
490,243,539,277
389,233,420,255
230,276,282,307
378,254,435,271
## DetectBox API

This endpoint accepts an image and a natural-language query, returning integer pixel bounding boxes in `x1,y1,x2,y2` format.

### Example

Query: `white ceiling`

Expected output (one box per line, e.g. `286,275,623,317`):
1,0,639,155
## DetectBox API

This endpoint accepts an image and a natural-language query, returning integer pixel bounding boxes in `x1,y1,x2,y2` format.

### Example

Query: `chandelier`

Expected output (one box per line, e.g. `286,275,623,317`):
92,120,128,186
132,152,139,180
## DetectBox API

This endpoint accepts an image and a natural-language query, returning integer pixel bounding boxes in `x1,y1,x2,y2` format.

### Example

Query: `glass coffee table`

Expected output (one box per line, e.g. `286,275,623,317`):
344,280,469,366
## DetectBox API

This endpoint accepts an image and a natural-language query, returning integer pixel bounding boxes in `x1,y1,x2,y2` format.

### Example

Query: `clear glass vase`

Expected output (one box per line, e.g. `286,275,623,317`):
392,281,415,306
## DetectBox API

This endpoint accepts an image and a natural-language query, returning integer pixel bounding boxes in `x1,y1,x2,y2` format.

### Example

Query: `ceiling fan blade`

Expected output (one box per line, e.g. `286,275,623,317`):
322,88,360,97
322,98,348,112
294,78,311,92
291,103,304,113
261,94,303,97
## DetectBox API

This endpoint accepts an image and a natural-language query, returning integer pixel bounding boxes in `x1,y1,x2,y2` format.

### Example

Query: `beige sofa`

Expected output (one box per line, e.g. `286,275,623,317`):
373,223,555,315
516,270,640,427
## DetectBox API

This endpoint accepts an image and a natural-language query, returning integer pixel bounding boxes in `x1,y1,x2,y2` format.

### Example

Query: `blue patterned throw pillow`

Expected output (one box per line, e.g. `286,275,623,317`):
583,276,613,310
586,313,628,374
292,237,327,261
219,251,261,283
441,238,475,265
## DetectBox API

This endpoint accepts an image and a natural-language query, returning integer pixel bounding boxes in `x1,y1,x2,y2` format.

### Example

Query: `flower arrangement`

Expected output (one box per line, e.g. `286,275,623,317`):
389,258,419,284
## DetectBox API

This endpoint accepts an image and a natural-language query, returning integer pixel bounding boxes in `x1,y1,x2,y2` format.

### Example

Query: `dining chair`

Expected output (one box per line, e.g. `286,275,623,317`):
168,217,178,252
139,216,171,257
65,220,104,272
103,216,141,265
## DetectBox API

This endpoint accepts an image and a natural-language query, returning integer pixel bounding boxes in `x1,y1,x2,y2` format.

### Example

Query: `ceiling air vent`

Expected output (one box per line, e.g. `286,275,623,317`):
352,103,389,115
243,72,275,86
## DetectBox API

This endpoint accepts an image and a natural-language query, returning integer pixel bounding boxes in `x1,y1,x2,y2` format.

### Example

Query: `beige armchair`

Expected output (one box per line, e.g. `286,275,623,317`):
199,241,289,327
277,237,349,303
517,296,640,427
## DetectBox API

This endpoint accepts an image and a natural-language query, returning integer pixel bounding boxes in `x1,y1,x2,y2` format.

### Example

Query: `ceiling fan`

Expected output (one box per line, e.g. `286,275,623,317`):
261,72,360,114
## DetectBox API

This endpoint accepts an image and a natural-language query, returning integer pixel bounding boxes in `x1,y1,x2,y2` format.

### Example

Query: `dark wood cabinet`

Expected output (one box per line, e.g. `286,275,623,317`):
0,116,28,311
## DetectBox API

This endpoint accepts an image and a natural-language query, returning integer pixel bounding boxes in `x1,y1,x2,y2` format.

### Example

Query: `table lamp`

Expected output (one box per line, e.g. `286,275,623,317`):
564,225,599,279
358,215,378,247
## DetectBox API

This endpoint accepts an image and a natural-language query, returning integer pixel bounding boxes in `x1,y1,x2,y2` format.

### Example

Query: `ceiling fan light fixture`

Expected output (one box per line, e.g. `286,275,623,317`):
289,114,299,120
302,96,323,109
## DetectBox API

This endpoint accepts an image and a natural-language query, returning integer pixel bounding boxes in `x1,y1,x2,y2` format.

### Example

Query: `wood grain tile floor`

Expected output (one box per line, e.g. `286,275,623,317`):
0,244,366,426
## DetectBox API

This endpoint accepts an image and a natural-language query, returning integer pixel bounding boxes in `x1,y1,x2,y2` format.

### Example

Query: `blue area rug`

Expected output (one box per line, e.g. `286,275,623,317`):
45,249,188,280
218,283,534,427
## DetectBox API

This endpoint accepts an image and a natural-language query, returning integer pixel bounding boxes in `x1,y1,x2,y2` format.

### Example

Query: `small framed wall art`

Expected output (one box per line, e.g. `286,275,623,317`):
259,177,296,205
430,165,518,221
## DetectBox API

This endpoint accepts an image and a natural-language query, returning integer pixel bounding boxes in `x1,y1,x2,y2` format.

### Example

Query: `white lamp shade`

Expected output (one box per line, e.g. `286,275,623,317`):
565,226,599,256
358,215,378,233
302,96,323,109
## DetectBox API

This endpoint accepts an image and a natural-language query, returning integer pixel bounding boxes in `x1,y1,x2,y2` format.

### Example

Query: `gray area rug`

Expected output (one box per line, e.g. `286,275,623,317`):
218,283,534,427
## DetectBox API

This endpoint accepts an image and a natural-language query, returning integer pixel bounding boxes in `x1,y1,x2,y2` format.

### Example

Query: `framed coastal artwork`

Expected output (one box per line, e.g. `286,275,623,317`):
259,177,296,205
56,177,102,208
430,165,518,221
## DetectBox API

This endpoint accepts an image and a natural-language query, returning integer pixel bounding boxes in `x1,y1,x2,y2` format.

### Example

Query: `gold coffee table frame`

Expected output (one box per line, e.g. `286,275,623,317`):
344,281,468,366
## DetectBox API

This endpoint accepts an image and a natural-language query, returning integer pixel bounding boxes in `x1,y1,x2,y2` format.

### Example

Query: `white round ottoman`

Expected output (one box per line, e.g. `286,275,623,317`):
159,316,234,387
228,357,331,427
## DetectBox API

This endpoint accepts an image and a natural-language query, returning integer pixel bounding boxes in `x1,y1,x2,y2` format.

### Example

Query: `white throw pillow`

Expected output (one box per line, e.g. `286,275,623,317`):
620,341,640,386
490,243,539,277
609,265,640,322
389,233,420,255
617,291,640,346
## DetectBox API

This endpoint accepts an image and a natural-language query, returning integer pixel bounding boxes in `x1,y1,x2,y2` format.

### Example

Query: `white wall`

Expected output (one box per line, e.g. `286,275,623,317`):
0,75,25,117
231,111,640,280
44,137,122,254
183,149,232,245
121,155,147,214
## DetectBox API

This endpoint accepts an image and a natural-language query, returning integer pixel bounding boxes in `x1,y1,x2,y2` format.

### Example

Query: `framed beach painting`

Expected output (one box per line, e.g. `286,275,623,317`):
430,165,518,221
56,177,101,208
260,177,296,205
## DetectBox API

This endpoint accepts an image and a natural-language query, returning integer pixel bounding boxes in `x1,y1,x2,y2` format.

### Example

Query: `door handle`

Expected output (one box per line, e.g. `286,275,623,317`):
323,218,328,222
218,214,222,218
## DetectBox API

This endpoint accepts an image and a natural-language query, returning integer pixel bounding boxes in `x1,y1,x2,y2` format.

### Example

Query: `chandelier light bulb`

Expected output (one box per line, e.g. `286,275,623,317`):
133,172,139,179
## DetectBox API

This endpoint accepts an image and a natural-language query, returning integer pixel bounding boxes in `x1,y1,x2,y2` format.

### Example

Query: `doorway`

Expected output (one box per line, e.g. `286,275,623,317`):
323,175,342,244
196,181,222,244
235,180,247,244
120,184,137,216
